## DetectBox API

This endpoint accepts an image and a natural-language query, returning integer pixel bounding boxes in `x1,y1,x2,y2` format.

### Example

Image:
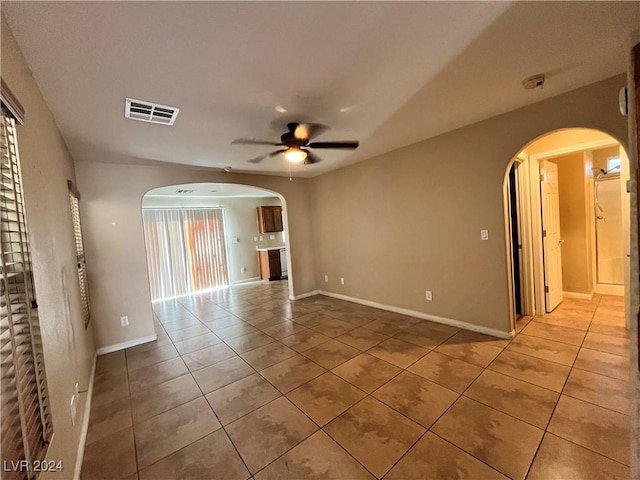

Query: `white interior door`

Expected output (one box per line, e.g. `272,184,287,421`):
541,160,563,311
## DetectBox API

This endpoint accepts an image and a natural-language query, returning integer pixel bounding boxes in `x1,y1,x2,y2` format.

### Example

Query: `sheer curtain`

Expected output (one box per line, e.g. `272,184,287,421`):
142,208,229,300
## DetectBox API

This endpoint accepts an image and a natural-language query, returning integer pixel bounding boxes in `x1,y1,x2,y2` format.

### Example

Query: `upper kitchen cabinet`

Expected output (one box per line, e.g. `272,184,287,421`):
257,206,283,233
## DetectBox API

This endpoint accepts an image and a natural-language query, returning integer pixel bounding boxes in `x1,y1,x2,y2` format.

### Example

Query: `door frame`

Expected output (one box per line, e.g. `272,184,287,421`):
528,138,622,315
504,155,535,332
505,132,629,332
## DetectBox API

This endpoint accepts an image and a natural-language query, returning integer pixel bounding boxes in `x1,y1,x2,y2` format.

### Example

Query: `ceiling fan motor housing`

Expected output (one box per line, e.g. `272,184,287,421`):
280,131,306,146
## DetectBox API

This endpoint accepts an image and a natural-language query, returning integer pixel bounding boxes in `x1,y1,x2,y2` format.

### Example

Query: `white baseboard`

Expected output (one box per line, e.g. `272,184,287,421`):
290,290,321,301
563,291,594,300
231,277,261,285
317,290,514,339
73,352,97,480
96,334,158,355
594,284,624,296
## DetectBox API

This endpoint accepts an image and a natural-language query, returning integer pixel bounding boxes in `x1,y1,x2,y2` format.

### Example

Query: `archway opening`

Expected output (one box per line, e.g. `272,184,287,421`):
141,183,293,302
503,128,630,333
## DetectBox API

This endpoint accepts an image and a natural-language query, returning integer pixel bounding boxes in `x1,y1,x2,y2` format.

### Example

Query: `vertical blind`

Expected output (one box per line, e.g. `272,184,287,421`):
142,208,230,300
0,108,52,480
69,189,91,328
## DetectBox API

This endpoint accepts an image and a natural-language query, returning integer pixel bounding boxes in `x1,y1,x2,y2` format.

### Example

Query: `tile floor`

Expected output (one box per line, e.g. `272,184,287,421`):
81,282,632,480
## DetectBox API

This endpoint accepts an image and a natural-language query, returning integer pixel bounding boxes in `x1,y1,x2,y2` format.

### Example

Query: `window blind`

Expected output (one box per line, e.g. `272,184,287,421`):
0,108,52,480
142,208,230,300
68,187,91,328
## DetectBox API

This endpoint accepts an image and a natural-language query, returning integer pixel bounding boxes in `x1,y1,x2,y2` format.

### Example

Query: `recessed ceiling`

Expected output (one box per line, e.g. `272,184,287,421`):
3,2,639,177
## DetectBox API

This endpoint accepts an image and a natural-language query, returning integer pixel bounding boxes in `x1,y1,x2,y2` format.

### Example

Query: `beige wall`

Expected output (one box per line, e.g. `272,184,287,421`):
140,195,284,284
311,75,628,334
549,153,592,294
75,77,628,347
75,162,315,350
0,17,95,477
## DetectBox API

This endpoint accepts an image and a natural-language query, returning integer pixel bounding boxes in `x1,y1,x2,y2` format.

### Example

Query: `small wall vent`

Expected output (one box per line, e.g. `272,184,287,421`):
176,189,196,194
125,98,179,125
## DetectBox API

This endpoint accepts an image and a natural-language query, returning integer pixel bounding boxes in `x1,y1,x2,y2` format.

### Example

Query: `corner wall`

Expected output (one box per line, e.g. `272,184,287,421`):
310,75,628,334
1,16,96,477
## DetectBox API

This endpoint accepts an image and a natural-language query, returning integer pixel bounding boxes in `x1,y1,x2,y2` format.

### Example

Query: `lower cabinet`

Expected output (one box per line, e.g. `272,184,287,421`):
258,250,281,281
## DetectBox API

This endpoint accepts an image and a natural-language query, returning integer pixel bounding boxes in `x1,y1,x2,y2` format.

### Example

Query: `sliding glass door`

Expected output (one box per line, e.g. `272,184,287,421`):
142,208,229,300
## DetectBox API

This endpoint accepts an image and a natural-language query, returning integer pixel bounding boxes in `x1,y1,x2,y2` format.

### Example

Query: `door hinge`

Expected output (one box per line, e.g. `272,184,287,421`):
544,286,549,293
542,230,547,238
540,173,545,182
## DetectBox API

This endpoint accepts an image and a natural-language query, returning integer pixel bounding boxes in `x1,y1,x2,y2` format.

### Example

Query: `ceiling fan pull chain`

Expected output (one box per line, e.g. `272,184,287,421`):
289,163,292,181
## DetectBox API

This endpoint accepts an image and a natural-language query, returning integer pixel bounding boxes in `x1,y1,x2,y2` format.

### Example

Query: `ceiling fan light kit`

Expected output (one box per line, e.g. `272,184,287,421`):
233,122,359,166
284,147,307,163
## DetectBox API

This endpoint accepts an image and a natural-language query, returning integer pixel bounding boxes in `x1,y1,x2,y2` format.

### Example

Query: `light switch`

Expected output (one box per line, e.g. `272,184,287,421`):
481,230,489,241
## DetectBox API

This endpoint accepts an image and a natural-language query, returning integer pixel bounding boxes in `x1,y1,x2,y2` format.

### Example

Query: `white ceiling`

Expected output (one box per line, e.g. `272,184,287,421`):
3,2,639,177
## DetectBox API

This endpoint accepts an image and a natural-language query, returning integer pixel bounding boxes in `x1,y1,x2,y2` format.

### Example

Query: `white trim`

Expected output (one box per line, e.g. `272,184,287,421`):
317,290,514,339
290,290,320,301
594,283,624,296
96,334,158,355
72,352,97,480
231,277,261,285
562,291,594,300
531,138,619,161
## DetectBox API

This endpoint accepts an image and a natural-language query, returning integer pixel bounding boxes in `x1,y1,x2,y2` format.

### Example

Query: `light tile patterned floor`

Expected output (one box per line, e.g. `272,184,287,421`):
81,283,631,479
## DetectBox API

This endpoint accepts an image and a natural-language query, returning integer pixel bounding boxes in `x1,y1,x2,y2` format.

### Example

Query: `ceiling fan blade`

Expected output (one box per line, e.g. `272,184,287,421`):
304,151,323,165
307,141,359,149
269,149,287,157
247,155,267,164
293,123,330,141
233,138,282,146
246,149,287,164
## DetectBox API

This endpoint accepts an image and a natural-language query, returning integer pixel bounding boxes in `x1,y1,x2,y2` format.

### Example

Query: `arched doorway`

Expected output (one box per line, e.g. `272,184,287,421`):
141,183,294,302
504,128,630,332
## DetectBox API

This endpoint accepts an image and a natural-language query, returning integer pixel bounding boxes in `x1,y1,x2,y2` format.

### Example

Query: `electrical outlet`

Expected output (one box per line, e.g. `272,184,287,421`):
241,267,247,273
70,394,77,426
269,234,275,240
120,316,129,327
481,229,489,241
425,290,433,301
324,275,329,283
340,278,345,285
259,235,264,241
253,236,258,242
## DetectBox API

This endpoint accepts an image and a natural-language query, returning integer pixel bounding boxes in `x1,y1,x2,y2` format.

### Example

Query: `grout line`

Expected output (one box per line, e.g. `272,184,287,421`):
92,287,628,479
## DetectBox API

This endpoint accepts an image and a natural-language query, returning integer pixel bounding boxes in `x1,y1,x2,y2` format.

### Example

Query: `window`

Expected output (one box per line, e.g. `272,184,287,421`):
142,208,230,300
68,183,91,328
0,103,52,478
607,156,621,173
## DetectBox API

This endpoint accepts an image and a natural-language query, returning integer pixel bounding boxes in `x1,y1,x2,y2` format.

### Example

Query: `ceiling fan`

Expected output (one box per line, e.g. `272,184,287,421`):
232,122,359,165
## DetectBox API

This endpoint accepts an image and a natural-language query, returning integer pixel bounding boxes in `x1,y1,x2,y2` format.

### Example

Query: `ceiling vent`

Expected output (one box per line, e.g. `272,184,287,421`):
176,189,196,194
125,98,179,125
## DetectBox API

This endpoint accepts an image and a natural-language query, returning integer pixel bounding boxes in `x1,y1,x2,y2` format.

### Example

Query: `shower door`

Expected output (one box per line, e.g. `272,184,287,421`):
595,177,623,285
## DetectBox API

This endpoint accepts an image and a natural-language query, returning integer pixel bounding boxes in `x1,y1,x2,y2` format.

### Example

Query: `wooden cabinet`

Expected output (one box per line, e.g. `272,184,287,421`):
257,206,283,234
258,249,282,281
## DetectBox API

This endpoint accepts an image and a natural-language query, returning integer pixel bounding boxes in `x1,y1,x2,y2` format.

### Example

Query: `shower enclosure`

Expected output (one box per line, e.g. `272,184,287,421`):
595,173,623,286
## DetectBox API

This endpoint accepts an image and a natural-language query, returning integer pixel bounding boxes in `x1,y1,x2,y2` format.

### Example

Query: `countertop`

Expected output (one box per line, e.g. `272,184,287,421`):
256,246,286,252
